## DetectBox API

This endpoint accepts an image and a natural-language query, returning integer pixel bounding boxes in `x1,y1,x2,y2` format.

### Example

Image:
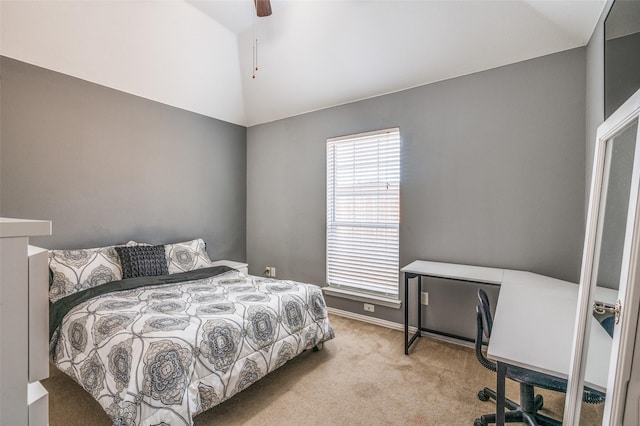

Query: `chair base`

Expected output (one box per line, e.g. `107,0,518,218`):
474,410,561,426
475,386,560,426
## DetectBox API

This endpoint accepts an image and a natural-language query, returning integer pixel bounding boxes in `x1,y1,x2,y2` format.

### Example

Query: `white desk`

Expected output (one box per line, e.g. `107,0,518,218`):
401,260,504,354
488,270,616,425
401,260,504,285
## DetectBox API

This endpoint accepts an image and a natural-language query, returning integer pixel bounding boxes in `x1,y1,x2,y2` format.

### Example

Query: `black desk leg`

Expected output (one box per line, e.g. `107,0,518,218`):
404,272,423,355
417,274,422,340
496,361,506,426
404,272,409,355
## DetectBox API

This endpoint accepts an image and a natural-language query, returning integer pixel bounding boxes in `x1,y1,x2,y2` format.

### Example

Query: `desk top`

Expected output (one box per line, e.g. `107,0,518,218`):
488,270,615,392
401,260,504,285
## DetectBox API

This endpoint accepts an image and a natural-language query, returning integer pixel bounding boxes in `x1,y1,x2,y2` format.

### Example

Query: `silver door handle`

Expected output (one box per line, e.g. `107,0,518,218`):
593,299,622,325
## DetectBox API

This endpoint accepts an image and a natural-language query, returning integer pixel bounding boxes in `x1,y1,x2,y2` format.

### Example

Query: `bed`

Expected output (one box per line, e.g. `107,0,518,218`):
47,239,334,426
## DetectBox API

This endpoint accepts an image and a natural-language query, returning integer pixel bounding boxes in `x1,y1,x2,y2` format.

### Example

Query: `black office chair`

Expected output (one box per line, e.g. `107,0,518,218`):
474,289,605,426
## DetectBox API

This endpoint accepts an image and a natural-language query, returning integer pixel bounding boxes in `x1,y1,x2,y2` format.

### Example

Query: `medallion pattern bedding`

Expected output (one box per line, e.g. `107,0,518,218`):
49,266,335,425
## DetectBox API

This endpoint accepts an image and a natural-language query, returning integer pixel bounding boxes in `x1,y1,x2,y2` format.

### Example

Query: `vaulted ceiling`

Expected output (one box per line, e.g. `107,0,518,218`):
0,1,606,127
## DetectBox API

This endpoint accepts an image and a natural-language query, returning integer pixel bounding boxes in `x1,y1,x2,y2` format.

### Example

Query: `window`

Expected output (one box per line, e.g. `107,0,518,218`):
326,128,400,299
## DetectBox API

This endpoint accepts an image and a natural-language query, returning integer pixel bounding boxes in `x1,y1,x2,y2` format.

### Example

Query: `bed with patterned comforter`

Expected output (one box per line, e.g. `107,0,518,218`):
49,266,335,425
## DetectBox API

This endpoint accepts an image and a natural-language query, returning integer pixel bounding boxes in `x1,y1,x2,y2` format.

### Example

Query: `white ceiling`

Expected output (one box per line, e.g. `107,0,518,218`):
1,1,607,127
192,0,607,126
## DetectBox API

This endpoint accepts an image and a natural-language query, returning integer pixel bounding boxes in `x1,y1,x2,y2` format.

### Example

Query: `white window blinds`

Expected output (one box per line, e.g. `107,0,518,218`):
326,128,400,297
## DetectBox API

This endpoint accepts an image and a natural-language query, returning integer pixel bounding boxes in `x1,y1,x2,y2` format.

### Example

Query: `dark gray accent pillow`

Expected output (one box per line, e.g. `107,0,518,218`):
115,245,169,279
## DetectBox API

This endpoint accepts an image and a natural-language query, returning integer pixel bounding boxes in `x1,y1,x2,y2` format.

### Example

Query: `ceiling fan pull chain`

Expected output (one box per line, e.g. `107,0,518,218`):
252,10,256,79
251,0,270,78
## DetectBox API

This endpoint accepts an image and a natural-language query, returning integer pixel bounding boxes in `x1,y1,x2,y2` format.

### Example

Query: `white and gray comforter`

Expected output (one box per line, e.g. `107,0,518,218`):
49,266,335,425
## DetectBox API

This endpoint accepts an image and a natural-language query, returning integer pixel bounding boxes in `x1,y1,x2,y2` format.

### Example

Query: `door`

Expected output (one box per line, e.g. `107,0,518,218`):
565,88,640,425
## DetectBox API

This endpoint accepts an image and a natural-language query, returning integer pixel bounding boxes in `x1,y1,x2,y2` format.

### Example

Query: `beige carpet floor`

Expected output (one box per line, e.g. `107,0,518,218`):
43,314,604,425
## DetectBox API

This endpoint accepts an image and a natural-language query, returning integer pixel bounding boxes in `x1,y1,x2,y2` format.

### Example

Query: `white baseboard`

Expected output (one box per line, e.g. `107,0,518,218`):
326,307,474,349
327,306,417,333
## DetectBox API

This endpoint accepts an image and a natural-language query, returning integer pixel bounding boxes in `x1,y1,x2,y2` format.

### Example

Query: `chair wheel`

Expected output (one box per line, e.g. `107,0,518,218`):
474,418,486,426
535,394,544,410
477,390,490,402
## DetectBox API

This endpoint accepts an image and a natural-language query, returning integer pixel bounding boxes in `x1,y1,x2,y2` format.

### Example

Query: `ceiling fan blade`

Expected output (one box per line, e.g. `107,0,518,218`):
255,0,272,17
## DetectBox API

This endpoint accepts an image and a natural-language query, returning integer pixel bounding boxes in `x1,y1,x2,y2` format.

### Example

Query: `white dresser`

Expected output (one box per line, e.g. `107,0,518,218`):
0,218,52,425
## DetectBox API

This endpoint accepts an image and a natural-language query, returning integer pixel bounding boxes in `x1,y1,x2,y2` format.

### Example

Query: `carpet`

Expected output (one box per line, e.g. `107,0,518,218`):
43,314,603,425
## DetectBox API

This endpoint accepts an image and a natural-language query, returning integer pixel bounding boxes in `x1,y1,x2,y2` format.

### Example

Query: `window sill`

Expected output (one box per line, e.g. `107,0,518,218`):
322,286,402,309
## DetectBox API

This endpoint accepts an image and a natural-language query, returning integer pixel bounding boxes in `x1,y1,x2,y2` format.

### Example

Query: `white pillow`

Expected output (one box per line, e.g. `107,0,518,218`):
165,238,213,274
49,246,122,303
125,240,151,246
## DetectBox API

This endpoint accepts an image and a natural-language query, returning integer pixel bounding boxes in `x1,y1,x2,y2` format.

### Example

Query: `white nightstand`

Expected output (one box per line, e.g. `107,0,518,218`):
210,260,248,275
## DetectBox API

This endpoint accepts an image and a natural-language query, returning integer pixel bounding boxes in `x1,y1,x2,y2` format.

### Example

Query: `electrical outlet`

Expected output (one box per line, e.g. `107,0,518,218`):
364,303,375,312
264,266,276,278
421,292,429,305
270,267,276,278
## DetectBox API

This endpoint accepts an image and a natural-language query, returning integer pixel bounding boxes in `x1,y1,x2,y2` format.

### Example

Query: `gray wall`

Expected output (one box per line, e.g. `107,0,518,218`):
606,32,640,118
247,48,587,337
0,56,247,261
586,3,608,200
597,121,637,289
587,0,640,291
